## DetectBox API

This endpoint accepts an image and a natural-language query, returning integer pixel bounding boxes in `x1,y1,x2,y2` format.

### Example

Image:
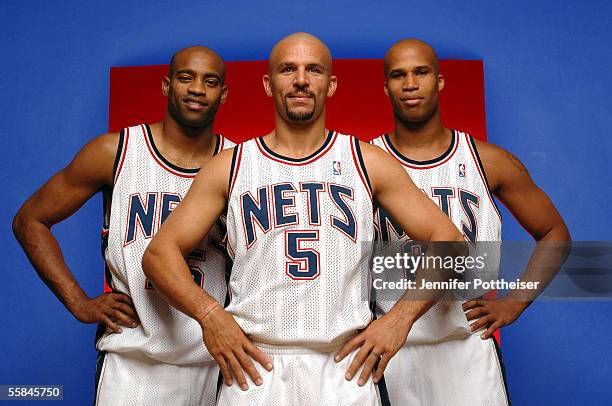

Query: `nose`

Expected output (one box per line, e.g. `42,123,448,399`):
293,66,309,88
189,79,207,96
403,73,418,91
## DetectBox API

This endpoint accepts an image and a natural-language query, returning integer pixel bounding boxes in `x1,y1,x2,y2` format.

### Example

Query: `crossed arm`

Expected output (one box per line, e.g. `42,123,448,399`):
12,133,139,333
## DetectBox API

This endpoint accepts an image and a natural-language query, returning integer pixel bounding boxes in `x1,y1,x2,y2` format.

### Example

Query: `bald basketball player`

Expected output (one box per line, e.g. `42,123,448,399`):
372,39,571,405
13,46,234,405
142,33,466,406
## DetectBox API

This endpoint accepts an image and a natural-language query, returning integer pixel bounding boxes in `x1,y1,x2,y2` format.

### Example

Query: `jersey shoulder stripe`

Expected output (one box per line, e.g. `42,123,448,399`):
464,133,502,221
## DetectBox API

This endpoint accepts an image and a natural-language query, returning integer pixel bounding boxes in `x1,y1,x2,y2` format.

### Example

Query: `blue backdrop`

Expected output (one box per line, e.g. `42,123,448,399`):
2,0,610,404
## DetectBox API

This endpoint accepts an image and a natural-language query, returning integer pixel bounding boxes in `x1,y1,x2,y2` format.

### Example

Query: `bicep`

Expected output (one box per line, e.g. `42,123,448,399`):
16,134,117,226
495,156,566,240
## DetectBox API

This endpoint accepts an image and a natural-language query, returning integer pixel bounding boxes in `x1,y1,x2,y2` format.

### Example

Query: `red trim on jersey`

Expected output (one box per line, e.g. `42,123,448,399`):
141,124,197,179
254,131,338,166
464,133,503,222
382,133,459,170
350,138,373,200
113,127,129,184
229,143,243,196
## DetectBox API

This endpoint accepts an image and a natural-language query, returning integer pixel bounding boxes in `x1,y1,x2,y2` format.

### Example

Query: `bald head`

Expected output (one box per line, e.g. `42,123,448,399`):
268,32,332,73
384,39,440,76
169,46,226,80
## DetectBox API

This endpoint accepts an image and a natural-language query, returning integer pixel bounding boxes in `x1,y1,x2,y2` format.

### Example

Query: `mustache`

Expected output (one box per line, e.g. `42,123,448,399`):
285,91,316,98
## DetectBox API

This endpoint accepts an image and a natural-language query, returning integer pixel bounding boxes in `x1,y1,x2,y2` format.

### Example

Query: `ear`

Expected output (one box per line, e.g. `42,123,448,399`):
162,76,170,96
383,80,390,97
220,84,229,104
263,74,273,97
327,75,337,97
437,73,445,92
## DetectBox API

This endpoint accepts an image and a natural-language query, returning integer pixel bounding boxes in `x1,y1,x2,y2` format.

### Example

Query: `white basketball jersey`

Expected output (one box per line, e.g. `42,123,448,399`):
97,123,234,364
372,130,502,343
225,131,375,348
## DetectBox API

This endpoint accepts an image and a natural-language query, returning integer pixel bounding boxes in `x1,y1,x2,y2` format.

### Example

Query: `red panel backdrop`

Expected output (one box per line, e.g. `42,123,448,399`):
109,59,487,142
108,60,496,340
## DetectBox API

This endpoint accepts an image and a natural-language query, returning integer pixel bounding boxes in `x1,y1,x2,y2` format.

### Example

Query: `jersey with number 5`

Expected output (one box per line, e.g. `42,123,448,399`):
97,124,234,364
225,131,374,347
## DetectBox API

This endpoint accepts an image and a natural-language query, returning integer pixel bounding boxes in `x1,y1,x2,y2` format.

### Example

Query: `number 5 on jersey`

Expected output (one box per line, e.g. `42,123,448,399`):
285,230,320,280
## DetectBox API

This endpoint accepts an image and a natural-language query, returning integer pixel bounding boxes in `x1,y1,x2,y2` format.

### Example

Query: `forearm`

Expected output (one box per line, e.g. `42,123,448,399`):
506,225,571,303
387,238,467,324
142,242,219,324
13,216,89,315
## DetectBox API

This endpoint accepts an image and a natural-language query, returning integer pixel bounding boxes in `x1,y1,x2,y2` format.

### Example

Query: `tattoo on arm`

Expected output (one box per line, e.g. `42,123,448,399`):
505,150,528,175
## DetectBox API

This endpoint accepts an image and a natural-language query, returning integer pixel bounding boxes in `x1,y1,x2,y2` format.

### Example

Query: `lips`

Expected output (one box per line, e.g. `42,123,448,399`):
183,98,208,111
400,97,423,106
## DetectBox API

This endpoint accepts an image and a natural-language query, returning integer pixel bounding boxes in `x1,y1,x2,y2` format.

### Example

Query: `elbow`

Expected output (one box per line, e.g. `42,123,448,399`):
141,244,157,279
12,207,28,243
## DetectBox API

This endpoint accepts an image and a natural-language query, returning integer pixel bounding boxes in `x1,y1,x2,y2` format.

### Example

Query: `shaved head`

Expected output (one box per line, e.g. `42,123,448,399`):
169,46,226,80
384,39,440,75
268,32,332,73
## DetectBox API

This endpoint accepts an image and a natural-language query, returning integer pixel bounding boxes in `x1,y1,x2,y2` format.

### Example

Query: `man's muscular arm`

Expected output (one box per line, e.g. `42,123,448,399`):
337,141,466,385
142,148,272,391
463,141,571,339
12,133,138,333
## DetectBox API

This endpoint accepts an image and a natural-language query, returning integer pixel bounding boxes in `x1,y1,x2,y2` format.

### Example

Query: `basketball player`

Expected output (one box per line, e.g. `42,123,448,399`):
142,33,467,405
372,39,571,405
12,46,234,405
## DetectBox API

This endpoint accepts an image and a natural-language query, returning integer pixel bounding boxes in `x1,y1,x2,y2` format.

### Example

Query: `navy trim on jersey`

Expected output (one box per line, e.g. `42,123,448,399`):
93,350,106,406
353,137,373,194
384,129,456,166
467,135,503,221
112,129,126,184
228,145,240,194
492,337,512,405
144,124,200,174
258,130,334,163
213,133,222,156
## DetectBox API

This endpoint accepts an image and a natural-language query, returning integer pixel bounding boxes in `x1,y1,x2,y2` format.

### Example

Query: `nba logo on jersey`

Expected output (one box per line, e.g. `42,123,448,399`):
458,163,466,177
333,161,342,175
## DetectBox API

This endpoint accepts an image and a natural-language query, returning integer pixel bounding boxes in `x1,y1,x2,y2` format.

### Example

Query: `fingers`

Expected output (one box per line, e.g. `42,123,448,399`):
215,355,233,386
470,314,492,333
481,321,502,339
102,316,122,334
244,341,273,371
109,292,134,306
112,301,138,319
235,350,263,387
335,334,365,362
111,308,138,328
373,354,391,384
344,344,372,381
465,306,488,321
462,300,483,311
227,354,249,391
357,350,380,386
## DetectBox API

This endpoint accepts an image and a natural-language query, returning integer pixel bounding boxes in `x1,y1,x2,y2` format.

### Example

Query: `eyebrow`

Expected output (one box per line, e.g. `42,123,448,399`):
174,69,221,80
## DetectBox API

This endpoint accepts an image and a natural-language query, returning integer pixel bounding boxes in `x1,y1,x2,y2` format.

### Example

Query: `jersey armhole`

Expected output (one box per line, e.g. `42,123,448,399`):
350,137,373,200
228,144,243,198
466,135,503,221
112,128,129,186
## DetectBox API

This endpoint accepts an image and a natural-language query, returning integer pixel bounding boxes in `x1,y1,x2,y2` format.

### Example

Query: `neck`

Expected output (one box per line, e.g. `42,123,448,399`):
392,108,448,147
264,109,329,158
160,113,216,151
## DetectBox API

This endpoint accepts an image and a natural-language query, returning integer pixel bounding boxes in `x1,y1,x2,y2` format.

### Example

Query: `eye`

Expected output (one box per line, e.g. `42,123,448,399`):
281,66,295,73
206,79,219,86
416,68,430,75
308,66,323,74
177,75,192,82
